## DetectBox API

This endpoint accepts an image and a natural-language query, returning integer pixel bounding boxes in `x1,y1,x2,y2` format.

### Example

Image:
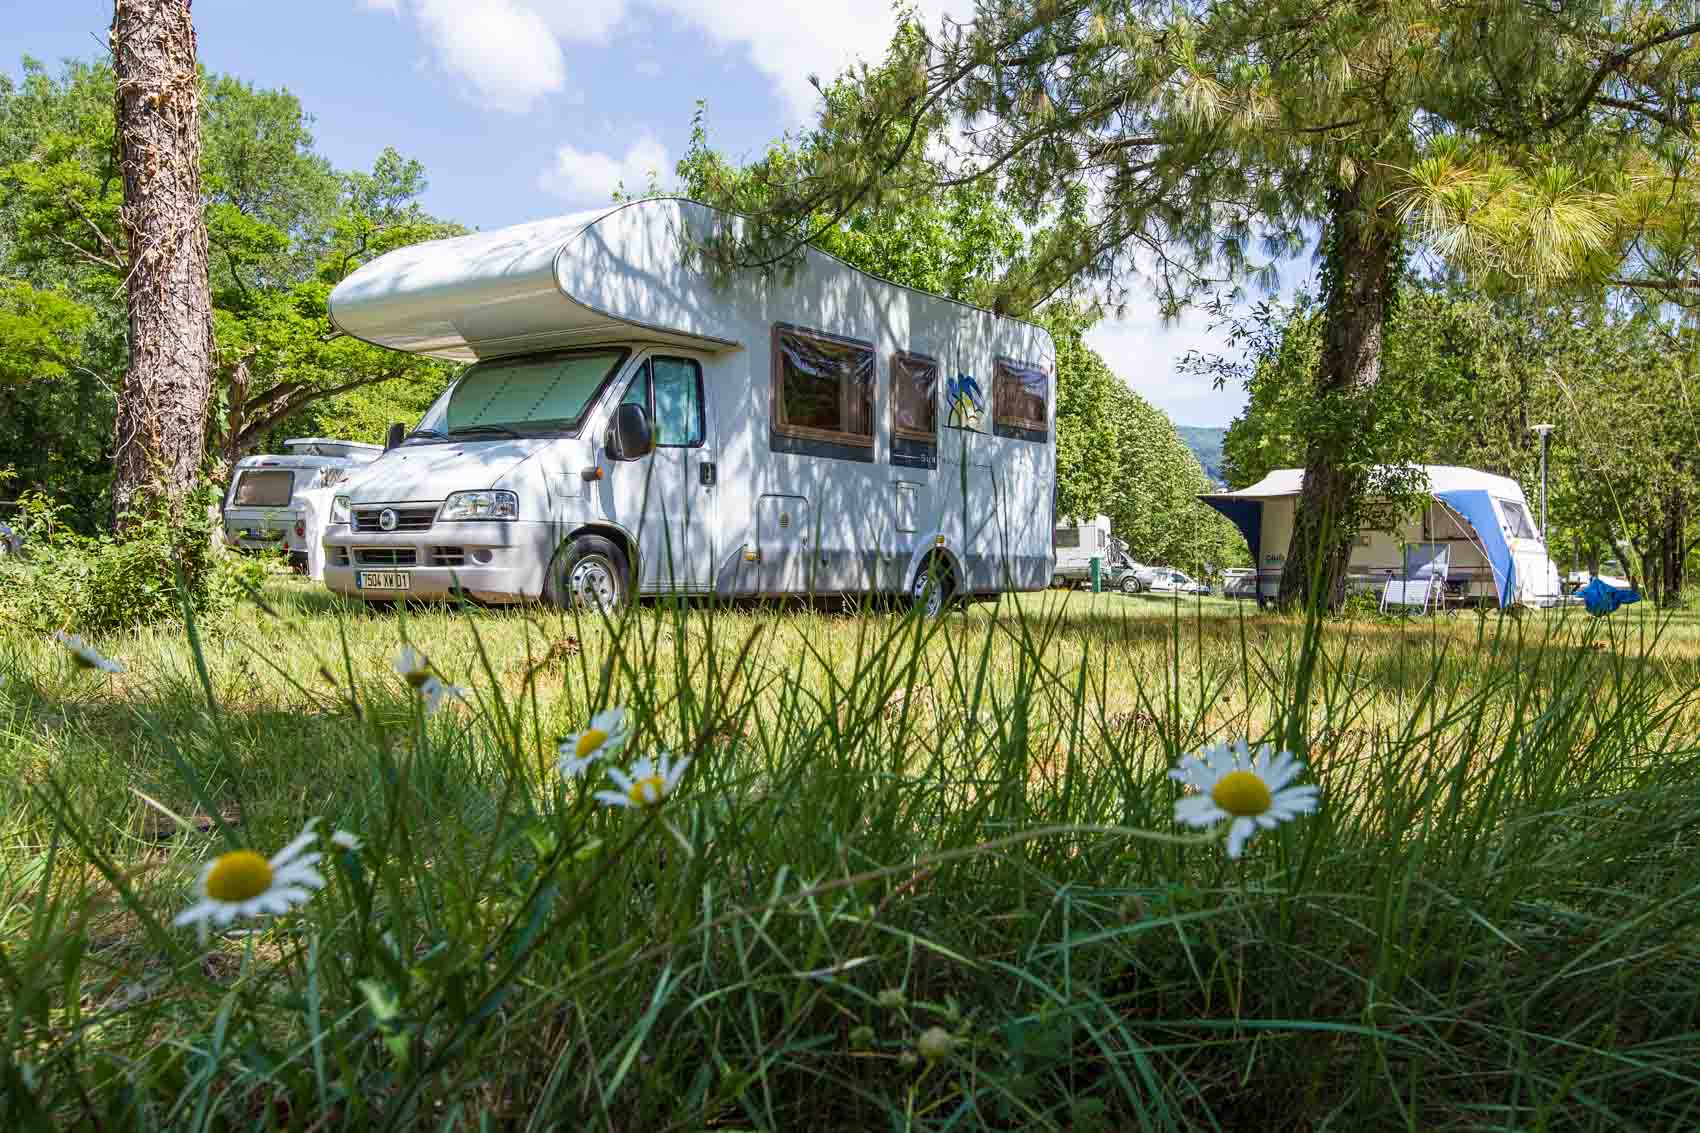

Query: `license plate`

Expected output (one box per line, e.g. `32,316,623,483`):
357,571,411,591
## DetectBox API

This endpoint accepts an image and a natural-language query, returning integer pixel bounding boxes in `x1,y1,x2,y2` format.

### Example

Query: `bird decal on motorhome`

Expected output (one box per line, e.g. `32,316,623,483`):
946,372,984,430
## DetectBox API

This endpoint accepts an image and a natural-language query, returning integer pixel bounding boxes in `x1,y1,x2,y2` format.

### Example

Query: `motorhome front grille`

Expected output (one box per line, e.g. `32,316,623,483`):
431,547,466,567
352,506,437,532
354,548,418,567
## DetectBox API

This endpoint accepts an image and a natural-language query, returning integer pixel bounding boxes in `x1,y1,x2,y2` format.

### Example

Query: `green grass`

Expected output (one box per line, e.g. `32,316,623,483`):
2,578,1699,1130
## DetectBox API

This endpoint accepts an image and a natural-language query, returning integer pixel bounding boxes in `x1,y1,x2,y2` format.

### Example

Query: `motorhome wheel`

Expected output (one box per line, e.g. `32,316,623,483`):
546,535,631,612
912,557,956,618
1119,573,1141,595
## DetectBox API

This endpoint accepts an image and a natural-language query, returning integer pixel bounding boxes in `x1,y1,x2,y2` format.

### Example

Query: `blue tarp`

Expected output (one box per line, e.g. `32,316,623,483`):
1434,489,1516,606
1577,577,1641,616
1202,497,1262,568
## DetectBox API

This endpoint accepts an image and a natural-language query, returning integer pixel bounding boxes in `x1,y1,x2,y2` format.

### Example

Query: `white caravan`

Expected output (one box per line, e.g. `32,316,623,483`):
320,198,1057,611
1200,464,1563,608
223,438,384,573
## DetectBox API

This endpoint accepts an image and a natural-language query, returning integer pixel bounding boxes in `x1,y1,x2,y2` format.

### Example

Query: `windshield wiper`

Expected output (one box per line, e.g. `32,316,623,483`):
448,424,522,439
406,427,447,440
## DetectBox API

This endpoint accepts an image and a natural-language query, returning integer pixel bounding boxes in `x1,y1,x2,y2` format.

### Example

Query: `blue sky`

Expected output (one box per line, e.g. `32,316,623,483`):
9,0,1292,426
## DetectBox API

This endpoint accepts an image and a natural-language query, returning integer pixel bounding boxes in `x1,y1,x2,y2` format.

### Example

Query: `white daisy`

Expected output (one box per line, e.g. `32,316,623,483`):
595,751,691,810
53,631,123,673
1170,741,1319,859
558,708,629,778
330,830,362,851
173,819,327,943
393,645,432,689
418,675,468,715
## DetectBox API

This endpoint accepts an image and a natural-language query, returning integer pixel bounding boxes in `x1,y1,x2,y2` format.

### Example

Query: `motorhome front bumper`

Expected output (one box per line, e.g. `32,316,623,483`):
322,520,554,603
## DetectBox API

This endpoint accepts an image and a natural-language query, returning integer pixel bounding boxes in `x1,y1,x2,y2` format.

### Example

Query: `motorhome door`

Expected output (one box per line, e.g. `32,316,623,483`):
605,354,716,591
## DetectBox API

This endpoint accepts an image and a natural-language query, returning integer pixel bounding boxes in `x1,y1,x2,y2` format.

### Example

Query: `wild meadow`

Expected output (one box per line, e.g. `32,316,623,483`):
2,583,1699,1131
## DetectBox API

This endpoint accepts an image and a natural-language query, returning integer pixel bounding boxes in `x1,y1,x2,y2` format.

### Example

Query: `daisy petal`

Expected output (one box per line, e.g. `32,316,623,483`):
1225,816,1256,859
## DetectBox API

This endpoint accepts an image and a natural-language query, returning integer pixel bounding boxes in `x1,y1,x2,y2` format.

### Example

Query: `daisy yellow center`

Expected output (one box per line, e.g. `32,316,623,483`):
575,728,609,758
627,775,666,807
1211,770,1273,817
205,851,274,903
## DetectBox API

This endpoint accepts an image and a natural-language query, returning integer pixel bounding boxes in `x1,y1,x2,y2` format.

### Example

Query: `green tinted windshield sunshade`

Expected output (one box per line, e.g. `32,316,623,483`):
446,350,626,431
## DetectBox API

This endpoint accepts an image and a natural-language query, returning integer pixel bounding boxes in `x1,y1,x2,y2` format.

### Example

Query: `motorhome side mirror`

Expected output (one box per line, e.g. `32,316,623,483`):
384,422,406,452
606,403,653,461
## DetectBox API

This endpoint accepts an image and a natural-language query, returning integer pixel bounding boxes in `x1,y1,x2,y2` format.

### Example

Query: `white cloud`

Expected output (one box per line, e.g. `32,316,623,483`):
408,0,567,110
370,0,973,118
538,134,671,205
644,0,975,120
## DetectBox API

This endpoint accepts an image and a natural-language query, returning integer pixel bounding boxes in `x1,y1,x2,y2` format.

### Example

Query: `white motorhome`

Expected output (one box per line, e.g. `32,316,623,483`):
223,438,384,572
1051,515,1145,591
320,199,1057,611
1200,464,1563,608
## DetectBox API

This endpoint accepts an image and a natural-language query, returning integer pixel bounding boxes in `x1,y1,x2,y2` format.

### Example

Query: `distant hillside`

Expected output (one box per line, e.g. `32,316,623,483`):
1175,426,1228,486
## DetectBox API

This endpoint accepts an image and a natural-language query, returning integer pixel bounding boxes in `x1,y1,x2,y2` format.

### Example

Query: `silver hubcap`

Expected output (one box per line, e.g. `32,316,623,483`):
913,570,946,616
568,555,620,611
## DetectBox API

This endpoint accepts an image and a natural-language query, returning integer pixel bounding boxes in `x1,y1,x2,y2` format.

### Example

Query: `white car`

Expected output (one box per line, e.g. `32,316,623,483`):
1140,568,1211,596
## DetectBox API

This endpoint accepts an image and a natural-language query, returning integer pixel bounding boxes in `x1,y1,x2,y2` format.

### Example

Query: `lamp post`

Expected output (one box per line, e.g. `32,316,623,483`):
1530,424,1555,546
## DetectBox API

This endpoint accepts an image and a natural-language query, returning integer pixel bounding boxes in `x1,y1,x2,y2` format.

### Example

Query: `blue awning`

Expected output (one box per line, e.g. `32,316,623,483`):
1201,497,1262,566
1433,489,1514,605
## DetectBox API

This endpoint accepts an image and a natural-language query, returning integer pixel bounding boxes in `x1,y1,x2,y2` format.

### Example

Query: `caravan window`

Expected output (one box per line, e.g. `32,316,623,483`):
891,352,938,441
771,325,875,460
993,358,1048,441
1054,527,1081,549
1496,498,1537,540
891,351,939,468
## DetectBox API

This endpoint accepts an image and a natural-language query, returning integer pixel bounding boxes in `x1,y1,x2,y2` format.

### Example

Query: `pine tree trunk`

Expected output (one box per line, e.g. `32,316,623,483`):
110,0,215,531
1277,177,1399,612
1660,491,1686,605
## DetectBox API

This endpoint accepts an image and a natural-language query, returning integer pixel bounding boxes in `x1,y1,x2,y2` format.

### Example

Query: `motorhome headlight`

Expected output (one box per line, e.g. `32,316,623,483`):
440,490,518,521
330,495,351,525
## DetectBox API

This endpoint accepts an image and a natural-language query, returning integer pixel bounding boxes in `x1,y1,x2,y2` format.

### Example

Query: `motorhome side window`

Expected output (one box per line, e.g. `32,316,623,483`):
771,325,875,462
1054,527,1081,548
890,351,938,468
993,358,1049,442
620,358,705,447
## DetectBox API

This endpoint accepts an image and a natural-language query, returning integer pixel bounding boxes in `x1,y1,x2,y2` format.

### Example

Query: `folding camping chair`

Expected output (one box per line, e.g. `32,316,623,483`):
1380,543,1451,615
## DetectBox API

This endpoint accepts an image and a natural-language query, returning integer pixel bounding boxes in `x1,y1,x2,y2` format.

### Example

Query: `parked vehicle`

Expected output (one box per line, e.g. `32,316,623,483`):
1141,567,1211,596
1222,567,1257,599
320,198,1058,612
223,439,384,573
1052,515,1145,591
1201,464,1563,609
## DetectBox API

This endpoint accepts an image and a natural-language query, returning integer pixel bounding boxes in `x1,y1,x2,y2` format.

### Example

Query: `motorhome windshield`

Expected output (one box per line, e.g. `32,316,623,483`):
411,348,629,440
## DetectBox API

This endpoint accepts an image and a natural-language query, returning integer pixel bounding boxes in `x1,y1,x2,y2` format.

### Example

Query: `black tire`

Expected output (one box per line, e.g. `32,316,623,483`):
911,555,957,617
1052,573,1067,589
545,535,632,612
1119,573,1141,595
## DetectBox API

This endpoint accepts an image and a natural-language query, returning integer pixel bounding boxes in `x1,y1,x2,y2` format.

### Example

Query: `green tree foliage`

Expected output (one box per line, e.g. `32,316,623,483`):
0,58,457,526
1047,306,1246,570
